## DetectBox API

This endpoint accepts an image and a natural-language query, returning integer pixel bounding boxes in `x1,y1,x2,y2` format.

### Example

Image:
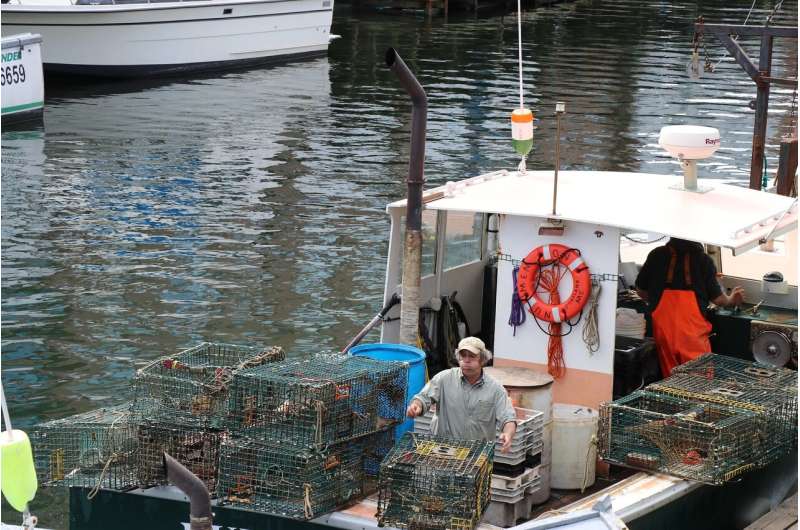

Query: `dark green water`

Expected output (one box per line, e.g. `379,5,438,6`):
1,0,797,526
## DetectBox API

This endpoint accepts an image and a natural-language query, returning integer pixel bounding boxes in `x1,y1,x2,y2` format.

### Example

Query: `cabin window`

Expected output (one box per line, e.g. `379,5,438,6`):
443,211,483,270
400,210,438,277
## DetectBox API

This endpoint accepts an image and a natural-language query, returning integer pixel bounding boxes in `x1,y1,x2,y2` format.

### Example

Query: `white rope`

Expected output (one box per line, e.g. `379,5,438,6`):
709,0,758,71
581,434,598,493
516,0,524,110
1,379,13,434
582,282,601,354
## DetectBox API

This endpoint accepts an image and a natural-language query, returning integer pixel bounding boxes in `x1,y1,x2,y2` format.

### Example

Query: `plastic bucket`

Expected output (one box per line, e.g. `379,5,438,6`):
550,404,598,490
350,343,426,439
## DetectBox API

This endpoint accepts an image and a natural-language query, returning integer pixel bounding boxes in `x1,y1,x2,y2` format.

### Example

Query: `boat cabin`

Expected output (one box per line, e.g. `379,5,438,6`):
379,168,798,409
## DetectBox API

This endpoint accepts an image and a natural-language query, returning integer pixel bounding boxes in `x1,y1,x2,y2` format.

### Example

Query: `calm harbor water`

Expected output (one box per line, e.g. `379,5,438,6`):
1,0,797,525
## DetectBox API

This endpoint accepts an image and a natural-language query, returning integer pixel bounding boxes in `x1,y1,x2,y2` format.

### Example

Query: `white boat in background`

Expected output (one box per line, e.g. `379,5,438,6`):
0,32,44,123
0,0,334,77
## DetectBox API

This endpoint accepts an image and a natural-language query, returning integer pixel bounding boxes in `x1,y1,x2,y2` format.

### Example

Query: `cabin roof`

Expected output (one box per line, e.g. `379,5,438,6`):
387,170,798,255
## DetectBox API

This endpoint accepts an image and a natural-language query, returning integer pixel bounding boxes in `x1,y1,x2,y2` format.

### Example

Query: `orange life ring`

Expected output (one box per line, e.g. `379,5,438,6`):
516,243,591,323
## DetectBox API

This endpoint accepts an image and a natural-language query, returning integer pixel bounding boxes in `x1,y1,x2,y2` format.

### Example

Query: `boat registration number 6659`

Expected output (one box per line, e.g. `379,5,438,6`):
1,51,28,86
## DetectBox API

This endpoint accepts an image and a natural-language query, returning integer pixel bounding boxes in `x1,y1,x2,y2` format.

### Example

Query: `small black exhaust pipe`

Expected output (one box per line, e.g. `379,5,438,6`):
385,48,427,232
386,48,427,347
163,452,212,530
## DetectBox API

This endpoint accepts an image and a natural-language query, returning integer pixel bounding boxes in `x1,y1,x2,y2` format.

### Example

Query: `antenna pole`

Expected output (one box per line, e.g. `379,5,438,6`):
552,102,565,215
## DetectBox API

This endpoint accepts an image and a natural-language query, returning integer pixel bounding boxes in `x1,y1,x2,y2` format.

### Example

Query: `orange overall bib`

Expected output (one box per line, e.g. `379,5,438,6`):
651,247,712,377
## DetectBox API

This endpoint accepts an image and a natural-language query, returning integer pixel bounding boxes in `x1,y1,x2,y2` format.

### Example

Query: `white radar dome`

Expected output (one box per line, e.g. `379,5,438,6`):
658,125,721,160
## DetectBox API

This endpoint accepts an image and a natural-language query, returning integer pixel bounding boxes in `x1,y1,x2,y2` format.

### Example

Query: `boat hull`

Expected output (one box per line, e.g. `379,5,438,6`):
0,0,333,77
1,32,44,122
67,450,797,530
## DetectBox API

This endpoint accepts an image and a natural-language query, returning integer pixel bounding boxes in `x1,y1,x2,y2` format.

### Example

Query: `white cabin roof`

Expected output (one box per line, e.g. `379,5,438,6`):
387,170,798,256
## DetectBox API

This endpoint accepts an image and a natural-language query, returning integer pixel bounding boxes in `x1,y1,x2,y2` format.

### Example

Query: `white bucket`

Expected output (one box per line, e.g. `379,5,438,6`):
550,404,598,490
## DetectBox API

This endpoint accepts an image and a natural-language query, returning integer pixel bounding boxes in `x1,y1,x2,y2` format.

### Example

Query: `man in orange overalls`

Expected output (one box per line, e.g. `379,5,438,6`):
635,238,744,377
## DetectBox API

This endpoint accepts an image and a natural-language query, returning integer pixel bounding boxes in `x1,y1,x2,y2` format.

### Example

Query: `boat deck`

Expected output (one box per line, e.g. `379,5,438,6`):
744,493,798,530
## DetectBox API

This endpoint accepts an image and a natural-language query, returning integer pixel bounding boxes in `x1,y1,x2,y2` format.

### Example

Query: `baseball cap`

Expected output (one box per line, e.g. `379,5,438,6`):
457,337,492,360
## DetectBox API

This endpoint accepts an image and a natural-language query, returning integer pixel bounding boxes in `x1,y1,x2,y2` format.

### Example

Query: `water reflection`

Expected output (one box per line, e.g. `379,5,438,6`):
1,0,797,525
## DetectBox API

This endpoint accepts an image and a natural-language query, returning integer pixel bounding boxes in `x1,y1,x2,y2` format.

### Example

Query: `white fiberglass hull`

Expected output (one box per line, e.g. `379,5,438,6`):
0,0,333,76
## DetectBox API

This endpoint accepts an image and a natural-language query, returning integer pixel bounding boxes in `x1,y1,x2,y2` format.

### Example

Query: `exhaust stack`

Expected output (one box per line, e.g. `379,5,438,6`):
385,48,427,347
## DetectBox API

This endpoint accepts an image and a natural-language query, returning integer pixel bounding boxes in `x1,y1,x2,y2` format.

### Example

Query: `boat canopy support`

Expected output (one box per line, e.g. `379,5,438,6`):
697,22,798,191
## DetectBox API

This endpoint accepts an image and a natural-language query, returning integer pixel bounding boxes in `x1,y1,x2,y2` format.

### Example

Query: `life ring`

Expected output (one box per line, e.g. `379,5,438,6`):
516,243,591,323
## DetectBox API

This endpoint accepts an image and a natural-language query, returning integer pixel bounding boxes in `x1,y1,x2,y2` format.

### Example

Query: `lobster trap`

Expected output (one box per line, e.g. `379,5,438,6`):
225,354,408,447
135,420,225,492
672,353,797,388
377,433,494,530
216,432,379,519
131,342,285,427
649,354,797,464
30,404,137,491
598,390,761,485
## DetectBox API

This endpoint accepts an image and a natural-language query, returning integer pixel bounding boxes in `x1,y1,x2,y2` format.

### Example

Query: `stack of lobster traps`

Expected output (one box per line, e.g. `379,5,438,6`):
130,342,286,492
215,353,408,519
599,354,798,484
30,343,410,521
377,432,494,530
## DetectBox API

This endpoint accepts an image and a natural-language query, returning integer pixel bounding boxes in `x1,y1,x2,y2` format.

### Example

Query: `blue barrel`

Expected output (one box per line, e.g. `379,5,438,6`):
350,343,426,439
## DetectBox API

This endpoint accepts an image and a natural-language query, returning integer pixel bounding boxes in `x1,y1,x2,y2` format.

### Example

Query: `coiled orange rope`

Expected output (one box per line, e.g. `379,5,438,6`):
538,266,566,378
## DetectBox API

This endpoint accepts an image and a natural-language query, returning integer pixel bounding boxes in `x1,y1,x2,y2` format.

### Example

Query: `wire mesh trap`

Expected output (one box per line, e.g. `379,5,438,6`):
649,354,797,465
30,403,137,491
377,433,494,530
598,390,761,484
216,432,383,519
135,420,225,492
672,353,797,388
131,342,285,427
225,354,408,447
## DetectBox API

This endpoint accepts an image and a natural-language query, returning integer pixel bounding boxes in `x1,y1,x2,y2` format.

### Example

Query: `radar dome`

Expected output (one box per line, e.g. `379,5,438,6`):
659,125,720,160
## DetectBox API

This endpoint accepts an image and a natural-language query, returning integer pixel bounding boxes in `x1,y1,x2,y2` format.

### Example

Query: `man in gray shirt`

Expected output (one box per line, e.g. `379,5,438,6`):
406,337,517,452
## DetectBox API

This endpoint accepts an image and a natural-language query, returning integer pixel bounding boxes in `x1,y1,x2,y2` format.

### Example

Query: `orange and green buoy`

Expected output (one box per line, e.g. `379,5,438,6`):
511,108,534,157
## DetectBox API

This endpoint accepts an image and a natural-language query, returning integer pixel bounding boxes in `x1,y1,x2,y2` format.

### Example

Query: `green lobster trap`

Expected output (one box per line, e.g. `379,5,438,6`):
135,420,225,493
598,390,761,485
30,403,137,491
377,433,494,530
649,354,797,465
216,432,379,520
131,342,285,427
225,354,408,447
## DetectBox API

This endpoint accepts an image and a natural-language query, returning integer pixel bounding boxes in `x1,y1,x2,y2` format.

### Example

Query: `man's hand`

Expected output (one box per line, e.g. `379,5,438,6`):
498,421,517,453
406,400,423,418
498,432,513,453
730,286,745,306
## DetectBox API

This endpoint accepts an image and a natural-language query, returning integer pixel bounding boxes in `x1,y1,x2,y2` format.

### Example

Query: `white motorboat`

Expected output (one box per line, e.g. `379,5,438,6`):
0,0,334,77
1,32,44,122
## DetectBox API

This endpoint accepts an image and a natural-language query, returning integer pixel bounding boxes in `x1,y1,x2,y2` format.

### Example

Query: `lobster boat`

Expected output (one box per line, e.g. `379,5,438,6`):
54,50,798,530
47,49,798,530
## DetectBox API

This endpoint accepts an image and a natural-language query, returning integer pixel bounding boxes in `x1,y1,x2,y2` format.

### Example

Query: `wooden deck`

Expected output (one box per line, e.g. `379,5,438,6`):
745,493,798,530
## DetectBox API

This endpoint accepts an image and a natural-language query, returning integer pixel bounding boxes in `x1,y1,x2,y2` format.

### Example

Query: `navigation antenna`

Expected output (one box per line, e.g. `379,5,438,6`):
511,0,533,174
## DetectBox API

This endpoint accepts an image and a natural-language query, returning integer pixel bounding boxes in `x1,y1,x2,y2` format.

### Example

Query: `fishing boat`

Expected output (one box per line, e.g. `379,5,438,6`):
0,0,334,77
1,32,44,123
39,48,795,530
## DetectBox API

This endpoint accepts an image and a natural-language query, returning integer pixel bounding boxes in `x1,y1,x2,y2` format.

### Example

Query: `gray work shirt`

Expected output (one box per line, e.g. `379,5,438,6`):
412,367,516,442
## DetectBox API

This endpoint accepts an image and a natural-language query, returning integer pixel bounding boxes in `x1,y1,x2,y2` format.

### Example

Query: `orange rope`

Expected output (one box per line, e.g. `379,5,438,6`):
538,266,566,378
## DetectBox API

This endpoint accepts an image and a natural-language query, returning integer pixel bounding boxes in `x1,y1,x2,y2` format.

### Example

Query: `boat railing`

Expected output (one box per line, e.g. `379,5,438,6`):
73,0,214,5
